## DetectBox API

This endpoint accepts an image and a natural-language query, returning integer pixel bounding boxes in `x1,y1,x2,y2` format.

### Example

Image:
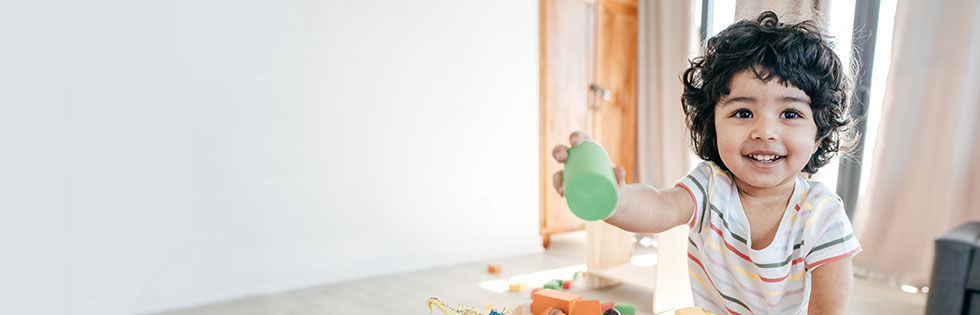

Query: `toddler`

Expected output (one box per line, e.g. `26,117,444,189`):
552,11,860,315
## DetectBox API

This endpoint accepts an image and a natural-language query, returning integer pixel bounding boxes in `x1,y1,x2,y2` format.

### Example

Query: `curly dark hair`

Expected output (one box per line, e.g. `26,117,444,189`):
681,11,855,175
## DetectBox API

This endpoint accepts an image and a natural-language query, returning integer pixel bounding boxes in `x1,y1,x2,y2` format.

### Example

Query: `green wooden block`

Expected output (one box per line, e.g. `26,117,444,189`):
544,279,562,290
613,303,635,315
563,141,619,221
573,272,582,281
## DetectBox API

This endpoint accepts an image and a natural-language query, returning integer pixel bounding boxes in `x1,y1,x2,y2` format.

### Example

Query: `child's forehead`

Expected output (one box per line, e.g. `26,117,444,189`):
729,66,789,86
722,69,809,101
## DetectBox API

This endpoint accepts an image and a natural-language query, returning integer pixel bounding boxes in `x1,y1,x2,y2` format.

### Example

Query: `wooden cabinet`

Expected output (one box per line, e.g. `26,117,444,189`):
539,0,637,255
540,0,697,311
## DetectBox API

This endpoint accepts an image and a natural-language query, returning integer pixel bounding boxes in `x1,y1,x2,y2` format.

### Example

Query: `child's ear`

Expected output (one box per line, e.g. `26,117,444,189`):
812,134,825,155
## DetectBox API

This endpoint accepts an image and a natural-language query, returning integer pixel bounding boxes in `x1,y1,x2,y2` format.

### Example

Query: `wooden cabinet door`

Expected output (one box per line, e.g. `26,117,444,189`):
591,0,637,180
584,0,637,287
540,0,591,248
539,0,637,249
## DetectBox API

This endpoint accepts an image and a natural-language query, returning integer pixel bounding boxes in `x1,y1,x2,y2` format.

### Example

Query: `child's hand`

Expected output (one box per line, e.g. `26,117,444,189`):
551,130,627,197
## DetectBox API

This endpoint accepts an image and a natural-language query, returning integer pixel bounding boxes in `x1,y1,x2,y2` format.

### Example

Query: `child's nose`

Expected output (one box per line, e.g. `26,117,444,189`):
750,117,780,141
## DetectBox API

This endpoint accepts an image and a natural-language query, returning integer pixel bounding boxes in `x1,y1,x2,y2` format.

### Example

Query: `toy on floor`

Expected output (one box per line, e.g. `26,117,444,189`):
541,271,586,292
544,279,563,290
600,302,615,311
428,290,710,315
602,308,620,315
612,303,634,315
531,289,633,315
427,297,528,315
427,297,482,315
509,281,528,292
488,264,502,274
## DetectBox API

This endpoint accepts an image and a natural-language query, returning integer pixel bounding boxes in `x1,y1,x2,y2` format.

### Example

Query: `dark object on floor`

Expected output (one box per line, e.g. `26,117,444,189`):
602,307,620,315
926,222,980,314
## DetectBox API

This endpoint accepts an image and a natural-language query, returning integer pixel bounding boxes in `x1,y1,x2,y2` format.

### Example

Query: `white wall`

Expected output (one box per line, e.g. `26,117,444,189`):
0,1,540,314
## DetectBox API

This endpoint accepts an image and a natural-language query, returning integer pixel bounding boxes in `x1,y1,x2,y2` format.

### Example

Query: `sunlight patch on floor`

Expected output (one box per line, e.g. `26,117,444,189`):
478,254,659,293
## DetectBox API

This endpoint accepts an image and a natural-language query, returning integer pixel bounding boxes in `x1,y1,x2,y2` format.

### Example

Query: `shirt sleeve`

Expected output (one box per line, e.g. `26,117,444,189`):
803,194,862,271
675,161,714,229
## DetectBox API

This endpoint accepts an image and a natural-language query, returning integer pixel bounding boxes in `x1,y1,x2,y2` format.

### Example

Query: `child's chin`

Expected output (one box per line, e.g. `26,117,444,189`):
735,173,786,189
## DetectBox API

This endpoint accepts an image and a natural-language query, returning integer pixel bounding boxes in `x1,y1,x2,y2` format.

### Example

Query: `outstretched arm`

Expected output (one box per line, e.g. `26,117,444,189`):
604,184,694,233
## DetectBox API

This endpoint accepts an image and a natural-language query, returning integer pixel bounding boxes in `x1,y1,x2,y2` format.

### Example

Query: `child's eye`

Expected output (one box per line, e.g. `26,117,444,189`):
781,110,803,119
731,109,752,118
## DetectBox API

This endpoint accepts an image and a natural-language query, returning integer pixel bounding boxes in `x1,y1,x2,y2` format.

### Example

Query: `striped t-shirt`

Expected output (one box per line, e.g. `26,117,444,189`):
676,161,862,315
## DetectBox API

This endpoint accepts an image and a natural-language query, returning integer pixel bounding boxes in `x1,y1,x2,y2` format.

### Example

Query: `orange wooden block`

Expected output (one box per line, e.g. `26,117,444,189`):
532,289,582,315
487,264,501,274
569,300,600,315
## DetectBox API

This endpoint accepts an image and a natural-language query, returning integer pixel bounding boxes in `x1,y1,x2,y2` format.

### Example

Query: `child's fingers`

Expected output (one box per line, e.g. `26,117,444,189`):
552,171,564,196
551,171,565,197
614,166,626,187
552,145,569,163
569,131,592,147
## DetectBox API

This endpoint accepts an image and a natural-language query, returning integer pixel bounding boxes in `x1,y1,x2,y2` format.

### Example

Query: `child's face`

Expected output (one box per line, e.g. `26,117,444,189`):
714,69,819,191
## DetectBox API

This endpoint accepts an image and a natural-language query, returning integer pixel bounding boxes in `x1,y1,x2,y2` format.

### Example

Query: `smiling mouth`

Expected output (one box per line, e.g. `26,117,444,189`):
745,154,786,163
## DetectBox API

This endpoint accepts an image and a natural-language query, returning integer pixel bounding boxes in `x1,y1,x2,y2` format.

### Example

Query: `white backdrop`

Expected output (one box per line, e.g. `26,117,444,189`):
0,1,541,314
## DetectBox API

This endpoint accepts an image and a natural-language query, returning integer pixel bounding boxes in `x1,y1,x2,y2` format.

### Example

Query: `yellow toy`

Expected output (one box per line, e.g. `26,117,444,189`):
509,282,528,292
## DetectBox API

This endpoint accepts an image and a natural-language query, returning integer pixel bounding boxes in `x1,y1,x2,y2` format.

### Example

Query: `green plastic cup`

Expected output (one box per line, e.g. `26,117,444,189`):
562,140,619,221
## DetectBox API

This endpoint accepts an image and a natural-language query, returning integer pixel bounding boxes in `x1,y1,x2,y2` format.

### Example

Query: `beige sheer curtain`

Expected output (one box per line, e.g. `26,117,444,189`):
851,0,980,287
636,0,695,312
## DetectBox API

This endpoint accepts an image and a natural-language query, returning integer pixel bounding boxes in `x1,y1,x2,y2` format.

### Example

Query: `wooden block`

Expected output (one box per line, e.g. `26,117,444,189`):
562,280,573,290
569,300,600,315
488,264,502,274
600,302,615,311
531,289,582,315
544,279,562,290
509,282,528,292
675,307,711,315
602,308,621,315
613,303,635,315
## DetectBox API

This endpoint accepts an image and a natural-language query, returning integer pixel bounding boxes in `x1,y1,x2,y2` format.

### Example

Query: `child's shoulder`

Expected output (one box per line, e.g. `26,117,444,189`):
688,160,726,179
798,177,847,218
799,178,842,202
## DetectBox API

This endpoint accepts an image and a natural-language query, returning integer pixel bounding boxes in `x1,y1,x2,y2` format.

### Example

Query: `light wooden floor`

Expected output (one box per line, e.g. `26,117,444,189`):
156,232,926,315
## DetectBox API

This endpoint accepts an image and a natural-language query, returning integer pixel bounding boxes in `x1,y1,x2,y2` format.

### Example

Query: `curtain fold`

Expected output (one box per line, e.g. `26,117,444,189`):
636,0,694,312
851,0,980,287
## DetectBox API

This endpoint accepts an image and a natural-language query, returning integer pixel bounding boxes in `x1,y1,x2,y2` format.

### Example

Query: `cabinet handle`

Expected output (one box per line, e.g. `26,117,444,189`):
590,83,612,111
